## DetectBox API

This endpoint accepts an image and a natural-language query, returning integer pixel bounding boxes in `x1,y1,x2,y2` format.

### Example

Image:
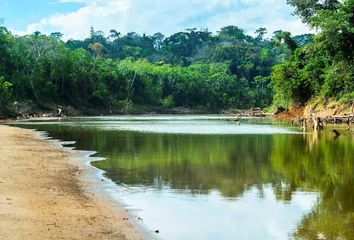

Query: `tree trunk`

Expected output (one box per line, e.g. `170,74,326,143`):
30,79,39,102
312,116,324,131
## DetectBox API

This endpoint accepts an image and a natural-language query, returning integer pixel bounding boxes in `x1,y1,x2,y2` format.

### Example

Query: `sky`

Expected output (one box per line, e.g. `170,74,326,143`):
0,0,312,40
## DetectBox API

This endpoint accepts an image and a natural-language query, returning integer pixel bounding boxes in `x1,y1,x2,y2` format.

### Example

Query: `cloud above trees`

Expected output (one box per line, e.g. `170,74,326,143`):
19,0,311,40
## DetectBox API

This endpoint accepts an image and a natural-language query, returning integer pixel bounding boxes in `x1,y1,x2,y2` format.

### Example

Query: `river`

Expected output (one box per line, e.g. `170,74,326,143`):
13,115,354,240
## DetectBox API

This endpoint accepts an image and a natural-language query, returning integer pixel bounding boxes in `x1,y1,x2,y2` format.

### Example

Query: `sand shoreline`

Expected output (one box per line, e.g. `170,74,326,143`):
0,125,146,240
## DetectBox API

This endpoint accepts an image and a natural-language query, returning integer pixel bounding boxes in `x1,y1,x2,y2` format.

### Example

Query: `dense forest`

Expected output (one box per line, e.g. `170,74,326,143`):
273,0,354,107
0,24,292,115
0,0,353,116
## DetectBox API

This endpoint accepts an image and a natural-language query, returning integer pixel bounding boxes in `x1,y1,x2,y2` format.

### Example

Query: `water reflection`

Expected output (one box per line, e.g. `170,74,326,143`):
14,117,354,240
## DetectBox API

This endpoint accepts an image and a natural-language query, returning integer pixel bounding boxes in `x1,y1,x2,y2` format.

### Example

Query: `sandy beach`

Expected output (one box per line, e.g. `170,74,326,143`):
0,125,145,240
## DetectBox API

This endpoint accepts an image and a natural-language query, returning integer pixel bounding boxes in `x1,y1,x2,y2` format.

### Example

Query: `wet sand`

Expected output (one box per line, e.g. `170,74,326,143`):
0,125,145,240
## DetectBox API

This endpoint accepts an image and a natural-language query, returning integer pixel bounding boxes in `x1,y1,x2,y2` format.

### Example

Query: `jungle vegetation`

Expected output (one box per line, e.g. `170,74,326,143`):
0,0,353,116
272,0,354,107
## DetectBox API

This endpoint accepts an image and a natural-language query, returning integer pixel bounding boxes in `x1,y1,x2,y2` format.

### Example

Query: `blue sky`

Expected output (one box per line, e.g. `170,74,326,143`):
0,0,311,40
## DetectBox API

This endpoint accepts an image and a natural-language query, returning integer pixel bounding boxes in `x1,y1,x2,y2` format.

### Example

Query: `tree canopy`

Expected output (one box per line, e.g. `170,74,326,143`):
0,24,293,114
1,0,353,115
272,0,354,107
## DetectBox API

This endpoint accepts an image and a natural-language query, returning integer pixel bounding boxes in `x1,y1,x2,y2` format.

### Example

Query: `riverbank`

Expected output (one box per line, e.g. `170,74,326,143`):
0,101,213,120
0,99,258,120
0,125,145,240
274,99,354,119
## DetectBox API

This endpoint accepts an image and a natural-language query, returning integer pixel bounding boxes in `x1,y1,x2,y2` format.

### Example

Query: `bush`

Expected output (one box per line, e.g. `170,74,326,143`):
161,95,175,108
0,76,13,112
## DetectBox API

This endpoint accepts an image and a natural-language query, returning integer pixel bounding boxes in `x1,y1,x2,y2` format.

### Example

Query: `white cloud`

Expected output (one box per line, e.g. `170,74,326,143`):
205,0,312,37
17,0,312,40
24,0,132,39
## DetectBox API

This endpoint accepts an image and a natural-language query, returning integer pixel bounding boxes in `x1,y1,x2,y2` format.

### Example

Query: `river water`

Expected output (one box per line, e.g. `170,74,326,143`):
14,115,354,240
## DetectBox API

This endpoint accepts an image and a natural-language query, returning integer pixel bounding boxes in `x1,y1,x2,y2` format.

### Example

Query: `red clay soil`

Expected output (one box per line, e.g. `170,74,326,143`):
274,105,305,119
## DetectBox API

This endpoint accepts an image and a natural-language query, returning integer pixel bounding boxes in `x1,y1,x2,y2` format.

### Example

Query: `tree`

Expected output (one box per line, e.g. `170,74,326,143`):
287,0,339,24
255,27,267,41
152,33,164,52
50,32,63,40
0,23,298,114
0,27,13,75
89,42,104,57
0,76,12,112
272,31,298,52
109,29,120,40
271,0,354,108
218,26,246,40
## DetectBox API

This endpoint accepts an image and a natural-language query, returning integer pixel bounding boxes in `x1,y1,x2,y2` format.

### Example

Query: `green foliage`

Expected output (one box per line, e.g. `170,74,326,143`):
161,95,175,108
272,31,298,52
287,0,340,24
322,60,354,98
339,92,354,102
0,23,299,114
271,0,354,107
0,76,13,112
4,1,352,114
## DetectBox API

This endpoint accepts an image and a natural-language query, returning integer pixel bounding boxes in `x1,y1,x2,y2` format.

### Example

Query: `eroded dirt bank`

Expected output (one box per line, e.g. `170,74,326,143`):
274,100,353,119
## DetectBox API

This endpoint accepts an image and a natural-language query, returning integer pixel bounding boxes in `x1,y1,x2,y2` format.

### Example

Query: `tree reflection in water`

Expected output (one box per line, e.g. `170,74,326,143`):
16,121,354,239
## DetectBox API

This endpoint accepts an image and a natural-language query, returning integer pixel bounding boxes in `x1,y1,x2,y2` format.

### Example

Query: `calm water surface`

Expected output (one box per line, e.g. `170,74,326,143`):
14,115,354,240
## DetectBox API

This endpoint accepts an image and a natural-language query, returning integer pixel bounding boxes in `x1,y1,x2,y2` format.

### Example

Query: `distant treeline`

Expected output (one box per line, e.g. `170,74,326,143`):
0,25,297,114
1,0,353,116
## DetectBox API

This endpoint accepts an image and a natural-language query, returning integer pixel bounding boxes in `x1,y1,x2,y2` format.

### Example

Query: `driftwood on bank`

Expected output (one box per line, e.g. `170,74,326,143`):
239,108,266,117
226,107,267,120
312,116,324,131
291,114,353,136
289,99,354,134
319,115,354,124
292,114,354,126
